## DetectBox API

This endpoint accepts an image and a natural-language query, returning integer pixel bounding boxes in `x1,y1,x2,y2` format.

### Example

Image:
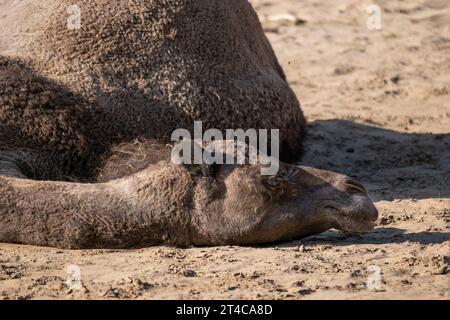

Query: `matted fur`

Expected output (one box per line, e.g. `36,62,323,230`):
1,0,305,182
0,1,378,249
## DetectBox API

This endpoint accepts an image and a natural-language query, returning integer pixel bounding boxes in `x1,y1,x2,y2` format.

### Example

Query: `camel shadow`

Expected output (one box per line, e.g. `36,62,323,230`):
300,119,450,201
278,227,450,246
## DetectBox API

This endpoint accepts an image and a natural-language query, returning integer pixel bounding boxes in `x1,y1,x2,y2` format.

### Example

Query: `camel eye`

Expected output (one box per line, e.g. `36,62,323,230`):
262,177,282,190
261,176,293,203
262,166,298,190
261,167,300,201
283,167,300,180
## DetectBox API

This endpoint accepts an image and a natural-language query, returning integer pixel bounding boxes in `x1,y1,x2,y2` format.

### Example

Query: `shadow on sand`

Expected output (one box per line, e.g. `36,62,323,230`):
300,119,450,201
276,227,450,246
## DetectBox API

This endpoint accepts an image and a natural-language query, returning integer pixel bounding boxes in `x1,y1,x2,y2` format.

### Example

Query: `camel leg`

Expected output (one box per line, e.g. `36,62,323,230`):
0,174,153,249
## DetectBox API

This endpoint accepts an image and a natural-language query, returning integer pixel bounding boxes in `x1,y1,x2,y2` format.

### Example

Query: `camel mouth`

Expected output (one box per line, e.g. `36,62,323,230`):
336,214,377,233
344,219,377,233
324,197,379,233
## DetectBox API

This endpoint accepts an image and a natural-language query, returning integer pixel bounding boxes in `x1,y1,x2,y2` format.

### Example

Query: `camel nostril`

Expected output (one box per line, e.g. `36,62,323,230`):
344,179,368,195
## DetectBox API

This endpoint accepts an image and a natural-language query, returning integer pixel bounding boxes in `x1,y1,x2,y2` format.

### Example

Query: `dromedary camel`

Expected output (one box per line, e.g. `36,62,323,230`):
0,0,378,249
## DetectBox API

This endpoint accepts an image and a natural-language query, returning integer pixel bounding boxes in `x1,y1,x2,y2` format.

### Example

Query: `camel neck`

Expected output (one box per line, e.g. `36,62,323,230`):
0,167,193,248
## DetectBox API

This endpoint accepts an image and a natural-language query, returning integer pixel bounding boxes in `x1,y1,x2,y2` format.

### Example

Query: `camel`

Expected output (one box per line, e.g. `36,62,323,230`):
0,0,378,249
0,139,378,249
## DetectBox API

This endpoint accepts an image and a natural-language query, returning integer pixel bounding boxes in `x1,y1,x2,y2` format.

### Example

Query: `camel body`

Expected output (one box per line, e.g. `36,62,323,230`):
0,0,377,249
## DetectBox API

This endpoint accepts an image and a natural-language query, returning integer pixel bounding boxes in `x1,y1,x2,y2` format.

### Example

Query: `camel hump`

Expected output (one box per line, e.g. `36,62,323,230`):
1,0,284,83
0,0,306,180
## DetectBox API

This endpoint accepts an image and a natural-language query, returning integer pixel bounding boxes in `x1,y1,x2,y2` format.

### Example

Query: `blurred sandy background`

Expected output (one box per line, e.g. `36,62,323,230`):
0,0,449,299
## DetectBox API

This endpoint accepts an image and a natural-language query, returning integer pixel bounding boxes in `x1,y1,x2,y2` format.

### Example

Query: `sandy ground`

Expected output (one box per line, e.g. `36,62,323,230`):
0,0,449,300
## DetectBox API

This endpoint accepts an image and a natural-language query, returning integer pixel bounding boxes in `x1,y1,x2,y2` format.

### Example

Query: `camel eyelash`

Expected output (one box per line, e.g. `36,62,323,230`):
262,179,279,190
279,167,300,183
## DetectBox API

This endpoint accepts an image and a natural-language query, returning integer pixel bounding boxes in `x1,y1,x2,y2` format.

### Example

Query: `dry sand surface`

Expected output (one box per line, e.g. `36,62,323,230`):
0,0,449,299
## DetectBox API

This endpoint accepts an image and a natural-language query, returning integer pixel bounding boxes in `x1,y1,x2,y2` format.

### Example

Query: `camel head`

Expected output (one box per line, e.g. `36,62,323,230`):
183,141,378,246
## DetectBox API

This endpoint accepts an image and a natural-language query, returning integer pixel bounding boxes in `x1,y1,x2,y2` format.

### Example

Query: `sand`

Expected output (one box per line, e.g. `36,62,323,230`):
0,0,449,299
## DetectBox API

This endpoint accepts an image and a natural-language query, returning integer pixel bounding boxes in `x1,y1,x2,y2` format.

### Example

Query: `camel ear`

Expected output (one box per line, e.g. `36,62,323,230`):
171,139,222,178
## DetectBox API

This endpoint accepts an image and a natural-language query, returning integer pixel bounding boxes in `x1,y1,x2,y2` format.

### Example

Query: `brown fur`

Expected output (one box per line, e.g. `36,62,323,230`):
0,0,305,182
0,0,378,249
0,141,378,249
